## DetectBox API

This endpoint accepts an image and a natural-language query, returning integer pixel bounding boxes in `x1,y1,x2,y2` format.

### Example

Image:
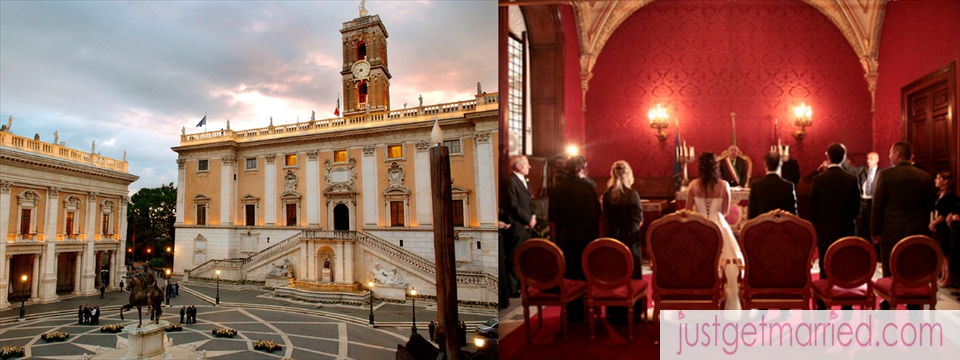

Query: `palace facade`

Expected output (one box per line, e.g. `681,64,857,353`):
0,125,138,309
172,10,499,302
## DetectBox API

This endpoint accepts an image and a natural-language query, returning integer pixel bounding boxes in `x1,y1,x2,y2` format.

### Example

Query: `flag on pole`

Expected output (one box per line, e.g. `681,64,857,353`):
195,115,206,127
673,119,682,190
334,95,340,117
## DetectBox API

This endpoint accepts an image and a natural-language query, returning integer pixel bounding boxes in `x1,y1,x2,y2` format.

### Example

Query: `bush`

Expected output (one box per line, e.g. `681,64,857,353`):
165,323,182,332
40,331,69,342
100,324,124,333
254,340,282,352
0,346,24,359
212,327,237,337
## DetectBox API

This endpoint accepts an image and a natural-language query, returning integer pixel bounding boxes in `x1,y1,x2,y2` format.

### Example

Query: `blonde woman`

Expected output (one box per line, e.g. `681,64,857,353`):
601,160,645,323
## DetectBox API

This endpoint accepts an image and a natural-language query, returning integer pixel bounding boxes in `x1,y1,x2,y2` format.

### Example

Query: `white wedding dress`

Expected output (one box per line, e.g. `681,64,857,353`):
688,180,743,310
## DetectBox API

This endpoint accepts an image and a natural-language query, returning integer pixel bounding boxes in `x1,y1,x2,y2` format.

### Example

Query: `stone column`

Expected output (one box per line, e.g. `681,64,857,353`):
336,242,345,283
474,131,496,226
220,156,236,226
0,254,9,309
414,141,432,226
44,187,59,242
74,252,82,295
0,181,10,309
299,241,308,281
31,254,39,300
343,241,354,283
361,145,378,226
304,240,314,282
81,192,97,295
175,159,186,224
39,188,60,303
264,155,277,225
117,196,128,280
306,150,320,226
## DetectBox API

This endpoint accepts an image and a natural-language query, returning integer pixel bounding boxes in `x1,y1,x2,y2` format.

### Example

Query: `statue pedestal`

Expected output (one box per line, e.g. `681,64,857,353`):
321,268,332,282
372,284,407,301
265,276,294,289
123,320,169,360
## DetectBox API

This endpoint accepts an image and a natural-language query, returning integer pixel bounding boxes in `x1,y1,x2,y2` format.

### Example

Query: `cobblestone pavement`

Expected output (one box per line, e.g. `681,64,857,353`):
0,280,497,359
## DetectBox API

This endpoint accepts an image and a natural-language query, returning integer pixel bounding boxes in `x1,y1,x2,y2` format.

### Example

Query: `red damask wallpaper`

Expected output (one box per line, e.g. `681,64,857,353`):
562,5,585,148
873,0,960,164
582,0,872,181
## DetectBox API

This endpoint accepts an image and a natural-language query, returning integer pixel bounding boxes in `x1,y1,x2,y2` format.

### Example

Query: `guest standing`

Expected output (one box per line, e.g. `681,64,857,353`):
855,152,881,239
872,142,933,309
930,171,957,287
601,160,644,323
781,151,801,186
180,306,186,324
810,143,861,308
504,155,535,298
428,321,436,342
748,151,797,219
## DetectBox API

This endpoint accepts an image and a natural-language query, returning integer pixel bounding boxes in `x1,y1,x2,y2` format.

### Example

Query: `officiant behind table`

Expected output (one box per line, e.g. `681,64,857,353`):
718,145,751,188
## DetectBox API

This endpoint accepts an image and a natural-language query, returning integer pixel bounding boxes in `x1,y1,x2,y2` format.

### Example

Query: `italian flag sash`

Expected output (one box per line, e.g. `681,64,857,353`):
724,157,741,185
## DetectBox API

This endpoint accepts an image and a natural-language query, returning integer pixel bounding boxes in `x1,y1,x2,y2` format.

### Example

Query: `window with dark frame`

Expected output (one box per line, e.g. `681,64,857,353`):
453,199,464,227
196,204,206,225
443,139,461,154
390,201,404,227
102,214,110,234
65,212,75,236
246,158,257,170
198,159,209,171
245,204,256,226
20,209,30,234
286,203,297,226
508,32,528,155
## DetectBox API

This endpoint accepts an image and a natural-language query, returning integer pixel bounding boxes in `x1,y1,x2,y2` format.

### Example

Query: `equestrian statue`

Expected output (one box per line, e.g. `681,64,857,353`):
120,271,164,327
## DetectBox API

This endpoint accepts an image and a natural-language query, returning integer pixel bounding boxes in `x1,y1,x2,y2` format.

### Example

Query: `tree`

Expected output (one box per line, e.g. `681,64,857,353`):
127,183,177,265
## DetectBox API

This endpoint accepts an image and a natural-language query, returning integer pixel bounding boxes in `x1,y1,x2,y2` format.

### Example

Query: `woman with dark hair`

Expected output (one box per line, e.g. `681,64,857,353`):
930,171,957,287
685,152,742,310
602,160,644,323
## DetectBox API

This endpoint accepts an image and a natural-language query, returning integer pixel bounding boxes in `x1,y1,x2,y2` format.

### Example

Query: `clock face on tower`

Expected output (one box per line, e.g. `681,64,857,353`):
352,60,371,79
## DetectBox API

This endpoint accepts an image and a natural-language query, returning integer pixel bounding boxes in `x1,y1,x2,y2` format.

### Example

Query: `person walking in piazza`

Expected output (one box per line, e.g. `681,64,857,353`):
100,284,106,299
428,321,436,342
180,306,186,324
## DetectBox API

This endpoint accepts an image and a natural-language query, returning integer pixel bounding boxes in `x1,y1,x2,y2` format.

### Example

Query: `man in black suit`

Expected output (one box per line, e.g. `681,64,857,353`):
810,143,862,310
872,142,933,292
504,155,535,298
720,145,749,187
549,156,601,321
748,151,797,219
781,151,801,186
855,151,881,239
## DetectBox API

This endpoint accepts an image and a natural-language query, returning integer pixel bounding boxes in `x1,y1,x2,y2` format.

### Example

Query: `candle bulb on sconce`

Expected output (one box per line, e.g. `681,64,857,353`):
793,102,813,140
648,103,670,141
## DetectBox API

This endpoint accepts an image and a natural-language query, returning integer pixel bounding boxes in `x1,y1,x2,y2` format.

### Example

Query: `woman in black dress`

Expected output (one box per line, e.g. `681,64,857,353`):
601,160,644,322
930,171,957,287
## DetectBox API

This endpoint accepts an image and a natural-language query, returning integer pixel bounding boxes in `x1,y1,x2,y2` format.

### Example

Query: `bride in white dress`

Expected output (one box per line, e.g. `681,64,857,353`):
684,152,743,310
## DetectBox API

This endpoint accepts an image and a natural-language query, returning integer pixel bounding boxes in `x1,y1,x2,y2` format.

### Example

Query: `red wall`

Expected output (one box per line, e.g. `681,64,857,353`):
561,5,585,149
582,0,872,181
873,0,960,164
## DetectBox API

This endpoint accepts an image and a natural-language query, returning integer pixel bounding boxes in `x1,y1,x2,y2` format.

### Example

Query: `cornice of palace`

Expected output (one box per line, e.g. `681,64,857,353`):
0,148,140,185
173,114,497,153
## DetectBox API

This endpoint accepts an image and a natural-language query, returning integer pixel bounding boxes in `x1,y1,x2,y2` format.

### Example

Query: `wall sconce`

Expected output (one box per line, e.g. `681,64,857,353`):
648,103,670,141
793,102,812,140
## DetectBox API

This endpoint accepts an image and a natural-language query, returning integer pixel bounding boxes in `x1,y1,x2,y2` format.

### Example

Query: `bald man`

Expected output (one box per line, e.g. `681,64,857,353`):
720,145,749,187
856,151,881,239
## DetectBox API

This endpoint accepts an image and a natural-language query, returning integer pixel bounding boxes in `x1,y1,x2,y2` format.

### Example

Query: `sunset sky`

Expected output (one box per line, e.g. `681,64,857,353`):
0,1,497,193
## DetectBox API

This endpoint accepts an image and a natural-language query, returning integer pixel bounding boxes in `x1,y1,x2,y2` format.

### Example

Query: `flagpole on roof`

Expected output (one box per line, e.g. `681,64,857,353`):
205,112,207,132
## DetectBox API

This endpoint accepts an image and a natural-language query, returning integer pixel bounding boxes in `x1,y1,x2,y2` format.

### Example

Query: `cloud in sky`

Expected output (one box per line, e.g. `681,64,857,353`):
0,1,497,194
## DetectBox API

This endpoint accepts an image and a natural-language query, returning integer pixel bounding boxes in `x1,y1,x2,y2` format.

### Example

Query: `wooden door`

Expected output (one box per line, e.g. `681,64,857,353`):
903,62,957,178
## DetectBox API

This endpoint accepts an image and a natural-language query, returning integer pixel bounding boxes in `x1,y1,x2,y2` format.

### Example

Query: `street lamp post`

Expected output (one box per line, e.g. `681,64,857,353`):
410,287,417,334
215,269,221,306
165,269,172,306
19,275,27,320
368,281,375,326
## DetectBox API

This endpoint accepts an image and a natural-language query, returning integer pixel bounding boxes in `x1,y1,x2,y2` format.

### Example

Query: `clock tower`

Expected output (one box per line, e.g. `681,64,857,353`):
341,5,391,116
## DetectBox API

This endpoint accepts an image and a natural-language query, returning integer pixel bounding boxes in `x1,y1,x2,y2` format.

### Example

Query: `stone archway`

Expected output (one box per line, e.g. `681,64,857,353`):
333,204,350,230
317,246,336,283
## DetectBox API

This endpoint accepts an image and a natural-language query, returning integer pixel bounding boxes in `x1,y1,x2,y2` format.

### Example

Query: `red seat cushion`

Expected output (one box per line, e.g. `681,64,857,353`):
812,280,868,300
592,279,648,301
872,277,933,298
746,287,808,299
526,279,587,301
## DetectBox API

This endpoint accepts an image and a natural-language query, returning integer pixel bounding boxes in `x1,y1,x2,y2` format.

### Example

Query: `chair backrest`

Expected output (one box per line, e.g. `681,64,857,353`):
582,238,634,291
738,210,816,289
890,235,943,288
646,210,723,290
514,238,565,290
824,236,876,288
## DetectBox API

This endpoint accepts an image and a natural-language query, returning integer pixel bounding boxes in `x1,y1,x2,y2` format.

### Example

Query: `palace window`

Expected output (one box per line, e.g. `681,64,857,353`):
101,199,115,236
286,203,297,226
65,212,75,236
334,150,348,163
246,205,256,226
102,214,110,235
451,186,470,228
453,200,464,227
16,190,41,238
387,144,403,159
198,159,209,171
389,201,404,227
508,32,530,155
63,195,82,238
443,139,461,154
196,204,206,226
284,154,297,167
246,158,257,170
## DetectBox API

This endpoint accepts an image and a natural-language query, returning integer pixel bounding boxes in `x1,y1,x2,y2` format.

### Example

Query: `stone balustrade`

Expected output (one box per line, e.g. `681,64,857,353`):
179,92,498,146
0,132,129,172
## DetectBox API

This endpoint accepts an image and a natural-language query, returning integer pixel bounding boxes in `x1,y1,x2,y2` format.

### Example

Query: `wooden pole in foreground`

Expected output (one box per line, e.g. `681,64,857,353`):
431,142,461,359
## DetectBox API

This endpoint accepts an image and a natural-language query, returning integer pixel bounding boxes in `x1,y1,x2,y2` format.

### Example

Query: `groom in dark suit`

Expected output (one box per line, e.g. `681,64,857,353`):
504,155,535,298
872,142,933,279
748,151,797,219
810,144,861,293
